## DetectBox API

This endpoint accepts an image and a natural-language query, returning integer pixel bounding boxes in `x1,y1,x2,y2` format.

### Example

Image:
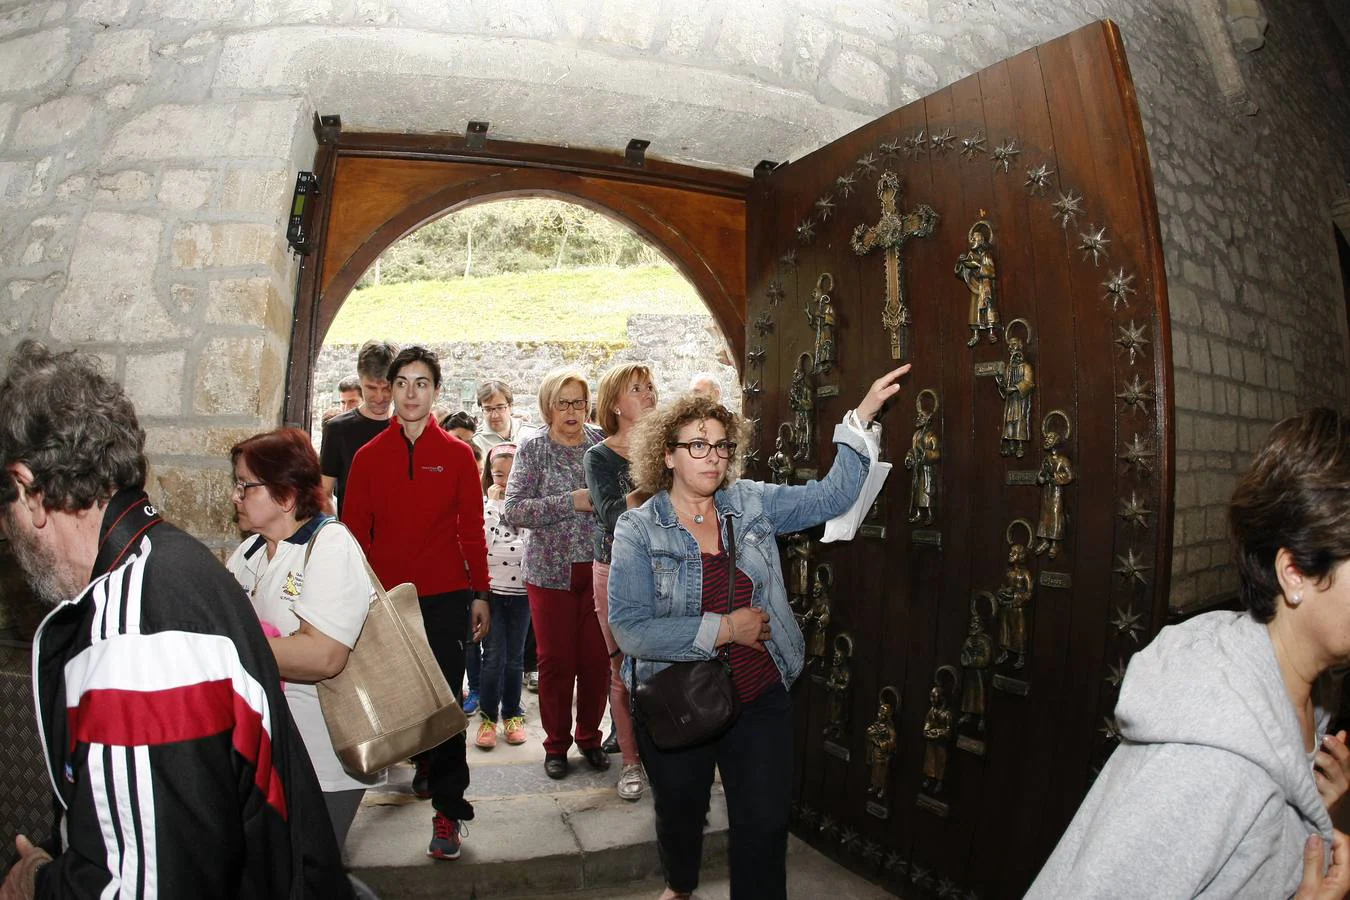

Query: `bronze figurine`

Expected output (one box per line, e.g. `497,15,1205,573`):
921,666,960,795
849,171,939,361
955,218,1000,346
785,531,812,611
788,352,815,462
865,686,900,803
1034,410,1075,559
904,388,941,524
805,273,838,375
806,563,833,662
824,634,854,741
996,519,1036,670
768,422,794,485
959,592,997,734
995,318,1036,457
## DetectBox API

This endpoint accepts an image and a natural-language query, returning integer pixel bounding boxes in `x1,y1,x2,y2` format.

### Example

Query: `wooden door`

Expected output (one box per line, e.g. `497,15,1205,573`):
744,20,1171,897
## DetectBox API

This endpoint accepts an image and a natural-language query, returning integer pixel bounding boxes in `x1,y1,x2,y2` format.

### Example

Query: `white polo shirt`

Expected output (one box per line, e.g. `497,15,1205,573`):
226,517,384,791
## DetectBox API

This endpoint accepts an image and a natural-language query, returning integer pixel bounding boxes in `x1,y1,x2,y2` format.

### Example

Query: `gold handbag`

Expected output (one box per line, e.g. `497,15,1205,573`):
306,521,469,775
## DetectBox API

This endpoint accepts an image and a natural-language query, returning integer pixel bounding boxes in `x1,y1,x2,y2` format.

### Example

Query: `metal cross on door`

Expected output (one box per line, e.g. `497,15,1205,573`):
850,171,939,361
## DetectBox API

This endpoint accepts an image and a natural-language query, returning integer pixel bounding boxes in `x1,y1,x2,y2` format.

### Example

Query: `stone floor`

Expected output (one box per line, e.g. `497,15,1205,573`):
345,686,894,899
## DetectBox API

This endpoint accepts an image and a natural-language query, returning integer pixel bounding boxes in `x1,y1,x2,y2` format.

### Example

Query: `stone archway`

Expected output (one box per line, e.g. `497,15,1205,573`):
284,131,751,425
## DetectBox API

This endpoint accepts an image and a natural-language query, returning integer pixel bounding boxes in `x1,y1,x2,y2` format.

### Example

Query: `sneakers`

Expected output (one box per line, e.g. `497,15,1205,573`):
617,762,645,801
503,716,527,745
427,812,465,860
475,719,497,750
412,759,431,799
463,690,480,715
525,671,539,693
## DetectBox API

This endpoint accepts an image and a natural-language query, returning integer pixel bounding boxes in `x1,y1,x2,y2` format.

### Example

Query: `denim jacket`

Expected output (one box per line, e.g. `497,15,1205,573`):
608,415,876,691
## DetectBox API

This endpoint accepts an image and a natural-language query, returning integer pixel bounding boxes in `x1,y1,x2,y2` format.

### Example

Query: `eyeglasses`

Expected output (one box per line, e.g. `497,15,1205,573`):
669,440,737,460
553,398,589,412
232,479,266,498
482,403,510,413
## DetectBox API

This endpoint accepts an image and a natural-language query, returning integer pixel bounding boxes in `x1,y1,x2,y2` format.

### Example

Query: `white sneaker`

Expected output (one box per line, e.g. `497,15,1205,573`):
617,762,645,801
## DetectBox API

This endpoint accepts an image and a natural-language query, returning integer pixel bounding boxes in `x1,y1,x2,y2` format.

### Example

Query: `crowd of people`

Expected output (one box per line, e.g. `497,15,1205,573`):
2,333,1350,900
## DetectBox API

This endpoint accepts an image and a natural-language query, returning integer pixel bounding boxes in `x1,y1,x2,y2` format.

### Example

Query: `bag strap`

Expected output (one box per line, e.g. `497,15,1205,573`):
725,515,736,615
302,515,337,568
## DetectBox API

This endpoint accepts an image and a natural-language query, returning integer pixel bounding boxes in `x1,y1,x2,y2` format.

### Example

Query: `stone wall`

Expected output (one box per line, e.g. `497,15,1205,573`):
310,312,741,433
0,0,1347,600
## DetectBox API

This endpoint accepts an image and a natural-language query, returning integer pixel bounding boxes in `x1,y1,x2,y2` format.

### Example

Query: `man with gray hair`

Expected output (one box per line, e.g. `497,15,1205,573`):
321,339,397,514
0,340,350,899
687,372,722,403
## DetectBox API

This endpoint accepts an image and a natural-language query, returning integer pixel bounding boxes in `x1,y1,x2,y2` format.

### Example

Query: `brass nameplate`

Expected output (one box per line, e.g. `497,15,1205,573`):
911,529,942,547
956,735,987,756
1005,470,1039,486
915,793,950,817
815,384,840,398
865,801,890,820
992,674,1031,695
859,524,887,540
823,741,851,762
793,468,819,482
974,361,1006,378
1040,571,1072,589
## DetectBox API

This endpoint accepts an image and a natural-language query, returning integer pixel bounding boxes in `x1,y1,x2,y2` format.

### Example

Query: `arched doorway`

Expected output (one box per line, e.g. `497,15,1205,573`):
283,125,751,426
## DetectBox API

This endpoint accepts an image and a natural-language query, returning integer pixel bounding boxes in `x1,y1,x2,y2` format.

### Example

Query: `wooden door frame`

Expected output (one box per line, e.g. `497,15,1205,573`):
284,121,752,426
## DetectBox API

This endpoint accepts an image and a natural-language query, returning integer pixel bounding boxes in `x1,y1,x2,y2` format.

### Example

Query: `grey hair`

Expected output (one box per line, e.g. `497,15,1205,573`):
0,340,146,511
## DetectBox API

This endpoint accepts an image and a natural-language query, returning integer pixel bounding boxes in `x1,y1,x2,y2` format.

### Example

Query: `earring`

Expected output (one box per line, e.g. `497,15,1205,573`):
1291,591,1303,606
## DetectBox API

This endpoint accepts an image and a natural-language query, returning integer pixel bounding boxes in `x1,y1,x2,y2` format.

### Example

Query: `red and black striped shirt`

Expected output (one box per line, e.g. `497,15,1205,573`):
701,550,780,704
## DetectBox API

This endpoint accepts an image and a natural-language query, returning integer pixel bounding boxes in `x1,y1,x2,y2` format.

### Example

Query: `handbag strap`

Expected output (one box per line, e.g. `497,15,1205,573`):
724,515,736,616
303,515,336,568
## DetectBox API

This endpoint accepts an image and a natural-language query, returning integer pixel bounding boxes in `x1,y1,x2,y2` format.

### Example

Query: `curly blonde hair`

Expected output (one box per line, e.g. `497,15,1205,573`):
628,394,744,495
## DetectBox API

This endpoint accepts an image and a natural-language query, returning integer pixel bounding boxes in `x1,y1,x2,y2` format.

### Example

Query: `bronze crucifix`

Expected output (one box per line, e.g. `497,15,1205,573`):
850,171,939,361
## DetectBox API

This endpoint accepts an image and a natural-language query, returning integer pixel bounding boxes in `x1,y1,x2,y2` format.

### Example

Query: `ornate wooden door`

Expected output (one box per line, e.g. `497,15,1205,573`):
744,20,1172,897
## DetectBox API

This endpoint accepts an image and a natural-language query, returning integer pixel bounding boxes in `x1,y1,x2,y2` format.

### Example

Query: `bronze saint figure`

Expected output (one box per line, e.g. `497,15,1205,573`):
996,519,1036,670
865,687,900,803
785,531,812,611
806,272,838,375
806,563,833,662
904,388,941,524
921,667,960,795
959,592,997,733
824,634,854,741
995,319,1036,457
1034,410,1075,558
788,352,815,462
955,218,1000,346
768,422,794,485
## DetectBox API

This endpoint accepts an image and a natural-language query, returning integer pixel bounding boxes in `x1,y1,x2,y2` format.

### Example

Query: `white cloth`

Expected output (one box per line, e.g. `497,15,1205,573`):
820,410,891,543
226,522,385,791
484,496,528,596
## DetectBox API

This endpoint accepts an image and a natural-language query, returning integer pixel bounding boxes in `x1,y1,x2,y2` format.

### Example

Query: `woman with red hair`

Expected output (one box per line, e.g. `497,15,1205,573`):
225,427,381,855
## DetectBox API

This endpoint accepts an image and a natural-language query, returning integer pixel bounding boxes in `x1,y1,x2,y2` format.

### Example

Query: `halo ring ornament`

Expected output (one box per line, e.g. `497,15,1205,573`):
971,590,998,620
878,685,901,710
916,388,940,417
1042,409,1072,442
935,664,961,694
1006,517,1034,548
1005,317,1032,347
834,633,855,657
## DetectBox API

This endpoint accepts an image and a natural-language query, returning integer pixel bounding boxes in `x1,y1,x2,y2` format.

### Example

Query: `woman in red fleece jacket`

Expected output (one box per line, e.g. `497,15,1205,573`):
341,345,490,862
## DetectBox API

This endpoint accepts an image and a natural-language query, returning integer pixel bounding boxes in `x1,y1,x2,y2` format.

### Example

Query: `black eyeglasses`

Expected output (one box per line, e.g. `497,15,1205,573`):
553,398,589,412
232,479,266,498
668,440,737,460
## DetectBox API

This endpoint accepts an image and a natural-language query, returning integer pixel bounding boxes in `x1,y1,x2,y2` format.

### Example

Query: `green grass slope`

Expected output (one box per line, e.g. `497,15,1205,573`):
325,265,706,345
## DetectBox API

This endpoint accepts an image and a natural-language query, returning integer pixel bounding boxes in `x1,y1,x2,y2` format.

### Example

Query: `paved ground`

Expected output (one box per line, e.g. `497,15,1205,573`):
345,687,894,899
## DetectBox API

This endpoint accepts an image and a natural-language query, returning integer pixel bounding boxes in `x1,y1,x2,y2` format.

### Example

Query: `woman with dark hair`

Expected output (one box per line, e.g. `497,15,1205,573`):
1029,408,1350,899
225,427,381,854
608,366,908,900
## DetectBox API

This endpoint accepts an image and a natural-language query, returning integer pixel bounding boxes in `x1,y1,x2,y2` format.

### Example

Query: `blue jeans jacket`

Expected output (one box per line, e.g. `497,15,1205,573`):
608,419,872,691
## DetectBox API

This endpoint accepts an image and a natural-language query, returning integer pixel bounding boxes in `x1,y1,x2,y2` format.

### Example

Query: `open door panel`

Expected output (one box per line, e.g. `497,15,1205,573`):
745,20,1171,897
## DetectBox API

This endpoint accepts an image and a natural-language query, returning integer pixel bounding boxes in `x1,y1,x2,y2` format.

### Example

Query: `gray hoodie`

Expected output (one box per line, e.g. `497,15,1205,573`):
1027,611,1333,899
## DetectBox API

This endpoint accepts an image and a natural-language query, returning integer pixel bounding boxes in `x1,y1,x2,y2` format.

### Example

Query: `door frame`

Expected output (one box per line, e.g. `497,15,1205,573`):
284,119,752,427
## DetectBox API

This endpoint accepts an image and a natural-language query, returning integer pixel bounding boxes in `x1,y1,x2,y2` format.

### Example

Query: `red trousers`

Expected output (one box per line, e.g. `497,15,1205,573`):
527,562,609,757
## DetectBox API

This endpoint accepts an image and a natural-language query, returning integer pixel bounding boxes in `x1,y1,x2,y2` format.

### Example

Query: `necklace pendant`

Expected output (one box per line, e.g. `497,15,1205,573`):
693,513,705,524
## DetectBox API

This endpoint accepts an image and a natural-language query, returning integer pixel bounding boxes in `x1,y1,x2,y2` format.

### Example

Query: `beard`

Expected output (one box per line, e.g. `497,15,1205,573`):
3,504,76,607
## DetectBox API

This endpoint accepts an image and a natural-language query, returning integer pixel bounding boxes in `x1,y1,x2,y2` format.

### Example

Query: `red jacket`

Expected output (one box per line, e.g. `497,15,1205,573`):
342,417,490,596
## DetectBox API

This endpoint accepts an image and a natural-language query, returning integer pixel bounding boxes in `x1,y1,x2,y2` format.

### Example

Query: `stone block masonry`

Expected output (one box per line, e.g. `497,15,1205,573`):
0,0,1344,584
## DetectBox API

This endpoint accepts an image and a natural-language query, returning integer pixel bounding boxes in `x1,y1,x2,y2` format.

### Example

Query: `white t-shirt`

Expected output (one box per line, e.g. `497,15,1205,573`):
226,518,385,791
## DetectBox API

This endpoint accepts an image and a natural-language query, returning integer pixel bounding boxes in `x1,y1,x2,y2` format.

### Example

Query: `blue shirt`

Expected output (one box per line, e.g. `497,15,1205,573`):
607,417,874,690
